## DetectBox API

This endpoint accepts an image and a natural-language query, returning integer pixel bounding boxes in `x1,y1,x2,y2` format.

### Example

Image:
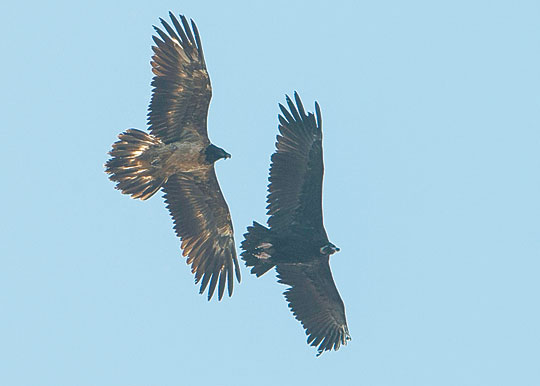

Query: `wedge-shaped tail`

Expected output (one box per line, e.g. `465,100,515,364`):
105,129,166,200
240,222,276,277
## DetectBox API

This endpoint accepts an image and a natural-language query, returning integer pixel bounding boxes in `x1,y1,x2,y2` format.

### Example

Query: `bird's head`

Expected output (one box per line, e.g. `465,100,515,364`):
320,242,340,256
205,144,231,164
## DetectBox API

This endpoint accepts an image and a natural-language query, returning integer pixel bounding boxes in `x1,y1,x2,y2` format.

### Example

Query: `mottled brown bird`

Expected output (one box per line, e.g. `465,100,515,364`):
241,93,350,355
105,12,240,301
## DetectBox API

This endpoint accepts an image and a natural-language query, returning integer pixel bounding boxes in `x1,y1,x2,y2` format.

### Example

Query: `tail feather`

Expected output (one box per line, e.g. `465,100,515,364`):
240,222,275,277
105,129,166,200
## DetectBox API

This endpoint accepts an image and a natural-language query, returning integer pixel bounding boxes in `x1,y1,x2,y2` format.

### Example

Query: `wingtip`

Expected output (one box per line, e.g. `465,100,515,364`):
158,17,171,32
207,274,219,301
235,263,242,283
315,101,322,129
294,92,306,117
217,269,227,301
167,12,183,27
204,284,216,301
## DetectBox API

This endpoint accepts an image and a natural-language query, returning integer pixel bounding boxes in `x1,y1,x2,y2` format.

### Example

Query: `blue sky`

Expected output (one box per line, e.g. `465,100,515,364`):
2,1,539,385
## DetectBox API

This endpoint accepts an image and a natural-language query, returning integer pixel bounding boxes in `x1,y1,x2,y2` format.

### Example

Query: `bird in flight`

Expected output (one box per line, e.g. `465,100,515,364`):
105,12,240,301
241,92,350,356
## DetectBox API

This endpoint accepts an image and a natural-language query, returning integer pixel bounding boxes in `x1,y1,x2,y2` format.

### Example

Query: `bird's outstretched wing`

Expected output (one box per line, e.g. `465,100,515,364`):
267,92,326,238
149,12,212,144
162,171,241,300
276,260,350,356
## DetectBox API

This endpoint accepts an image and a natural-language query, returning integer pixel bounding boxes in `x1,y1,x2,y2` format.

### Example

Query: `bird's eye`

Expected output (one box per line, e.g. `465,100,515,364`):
320,243,339,255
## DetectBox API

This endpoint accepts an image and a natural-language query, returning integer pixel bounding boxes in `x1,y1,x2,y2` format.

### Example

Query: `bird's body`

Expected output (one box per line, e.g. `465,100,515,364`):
250,231,330,264
241,93,350,355
106,13,240,301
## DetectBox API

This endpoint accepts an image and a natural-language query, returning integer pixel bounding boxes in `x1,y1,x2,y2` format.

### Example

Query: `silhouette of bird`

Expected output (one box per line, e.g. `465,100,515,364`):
241,92,350,355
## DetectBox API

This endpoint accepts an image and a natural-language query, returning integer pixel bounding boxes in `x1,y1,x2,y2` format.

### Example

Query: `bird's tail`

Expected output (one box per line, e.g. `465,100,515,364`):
105,129,166,200
240,222,276,277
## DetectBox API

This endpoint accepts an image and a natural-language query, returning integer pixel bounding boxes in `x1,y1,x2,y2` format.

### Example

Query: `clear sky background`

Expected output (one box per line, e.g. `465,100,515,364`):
2,1,539,385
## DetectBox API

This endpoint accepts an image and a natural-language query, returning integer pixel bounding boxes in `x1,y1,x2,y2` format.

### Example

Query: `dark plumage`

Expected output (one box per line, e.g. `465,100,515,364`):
105,12,240,301
241,93,350,356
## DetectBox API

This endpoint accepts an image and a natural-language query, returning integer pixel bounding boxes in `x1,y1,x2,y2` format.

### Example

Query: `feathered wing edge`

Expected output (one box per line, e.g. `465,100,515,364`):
276,261,351,356
152,12,206,72
266,92,325,235
163,172,241,301
148,12,212,143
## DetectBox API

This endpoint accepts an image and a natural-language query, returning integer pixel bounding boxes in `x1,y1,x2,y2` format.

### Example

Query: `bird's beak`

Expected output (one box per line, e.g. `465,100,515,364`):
224,152,231,159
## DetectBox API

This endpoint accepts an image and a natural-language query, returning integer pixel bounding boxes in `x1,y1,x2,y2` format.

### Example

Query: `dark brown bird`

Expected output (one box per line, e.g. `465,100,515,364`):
105,12,240,301
241,92,350,356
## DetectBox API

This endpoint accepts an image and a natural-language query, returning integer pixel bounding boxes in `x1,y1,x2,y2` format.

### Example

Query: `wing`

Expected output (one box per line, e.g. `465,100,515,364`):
267,92,326,238
276,260,351,356
148,12,212,144
162,171,241,300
